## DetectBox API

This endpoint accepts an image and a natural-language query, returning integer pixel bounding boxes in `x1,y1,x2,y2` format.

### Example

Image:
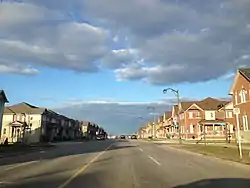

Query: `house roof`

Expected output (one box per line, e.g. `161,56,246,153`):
158,115,164,122
229,68,250,94
164,111,172,119
6,102,46,114
197,97,229,110
239,68,250,82
4,107,14,114
180,101,198,111
0,90,9,103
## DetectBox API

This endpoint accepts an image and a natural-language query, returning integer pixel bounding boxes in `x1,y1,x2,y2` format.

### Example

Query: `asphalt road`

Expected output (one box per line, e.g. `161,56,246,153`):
0,140,250,188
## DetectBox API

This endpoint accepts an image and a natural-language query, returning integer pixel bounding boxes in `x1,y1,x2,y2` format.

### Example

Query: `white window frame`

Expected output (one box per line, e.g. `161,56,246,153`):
235,91,238,105
195,111,201,118
240,89,247,103
242,115,249,131
190,124,194,133
189,112,193,119
226,111,233,118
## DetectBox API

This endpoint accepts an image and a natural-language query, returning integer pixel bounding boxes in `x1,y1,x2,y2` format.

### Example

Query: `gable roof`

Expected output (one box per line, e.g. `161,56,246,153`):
158,115,164,122
4,107,14,114
239,68,250,82
0,90,9,103
230,68,250,94
180,101,200,112
164,111,172,120
197,97,229,111
7,102,46,114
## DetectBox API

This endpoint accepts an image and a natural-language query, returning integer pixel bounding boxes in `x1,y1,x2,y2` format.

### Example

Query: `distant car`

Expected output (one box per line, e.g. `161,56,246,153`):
120,135,126,139
131,135,137,139
97,135,105,140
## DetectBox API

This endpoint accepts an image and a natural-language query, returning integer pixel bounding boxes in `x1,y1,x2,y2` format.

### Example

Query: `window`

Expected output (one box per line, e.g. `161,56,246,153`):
240,89,247,103
189,112,193,119
3,128,6,134
195,112,201,118
226,111,233,118
242,115,249,131
190,124,194,133
17,114,21,121
235,91,238,105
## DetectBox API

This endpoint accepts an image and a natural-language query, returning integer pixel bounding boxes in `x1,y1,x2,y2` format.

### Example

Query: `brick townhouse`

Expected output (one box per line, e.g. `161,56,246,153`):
170,97,235,141
161,111,173,138
156,115,164,138
230,68,250,142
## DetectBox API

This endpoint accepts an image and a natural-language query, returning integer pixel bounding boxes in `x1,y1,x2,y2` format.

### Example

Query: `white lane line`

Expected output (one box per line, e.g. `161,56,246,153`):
148,155,161,166
2,161,38,171
139,148,143,152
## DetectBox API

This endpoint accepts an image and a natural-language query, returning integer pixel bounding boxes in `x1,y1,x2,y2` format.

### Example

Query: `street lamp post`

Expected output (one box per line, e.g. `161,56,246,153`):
163,88,182,144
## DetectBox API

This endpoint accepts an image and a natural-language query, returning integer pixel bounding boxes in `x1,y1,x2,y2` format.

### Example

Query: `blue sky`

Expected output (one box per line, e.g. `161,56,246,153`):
0,0,249,134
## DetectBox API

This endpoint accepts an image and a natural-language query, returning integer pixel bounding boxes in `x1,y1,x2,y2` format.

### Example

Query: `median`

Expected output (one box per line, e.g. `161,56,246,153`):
168,143,250,165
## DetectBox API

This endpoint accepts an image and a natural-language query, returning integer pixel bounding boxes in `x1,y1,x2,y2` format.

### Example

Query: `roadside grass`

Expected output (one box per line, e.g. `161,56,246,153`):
171,144,250,165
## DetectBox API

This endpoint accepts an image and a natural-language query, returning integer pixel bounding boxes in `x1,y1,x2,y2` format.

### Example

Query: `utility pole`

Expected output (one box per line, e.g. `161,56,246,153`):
218,103,229,143
234,108,242,159
163,88,182,144
224,105,229,143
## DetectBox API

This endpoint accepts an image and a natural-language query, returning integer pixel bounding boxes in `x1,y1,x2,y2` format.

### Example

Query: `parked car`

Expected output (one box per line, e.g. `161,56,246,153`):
131,135,137,139
97,135,105,140
120,135,126,139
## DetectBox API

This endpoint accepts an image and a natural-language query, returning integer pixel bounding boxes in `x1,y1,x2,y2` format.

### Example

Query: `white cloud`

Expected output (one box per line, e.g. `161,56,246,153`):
0,2,64,26
0,1,110,74
0,63,39,75
1,0,250,84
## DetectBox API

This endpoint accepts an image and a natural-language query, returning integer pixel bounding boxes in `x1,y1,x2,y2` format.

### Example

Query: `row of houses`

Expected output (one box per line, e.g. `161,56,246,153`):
0,92,107,144
138,68,250,143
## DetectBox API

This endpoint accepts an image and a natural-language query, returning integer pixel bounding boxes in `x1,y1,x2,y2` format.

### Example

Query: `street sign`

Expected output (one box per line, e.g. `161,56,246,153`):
233,108,240,115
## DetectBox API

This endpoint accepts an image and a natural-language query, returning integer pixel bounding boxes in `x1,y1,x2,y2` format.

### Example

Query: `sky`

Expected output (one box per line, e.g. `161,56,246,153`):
0,0,250,134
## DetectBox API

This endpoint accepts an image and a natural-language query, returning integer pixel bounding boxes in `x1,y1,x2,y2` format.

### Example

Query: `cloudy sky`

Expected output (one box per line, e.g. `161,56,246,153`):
1,0,249,134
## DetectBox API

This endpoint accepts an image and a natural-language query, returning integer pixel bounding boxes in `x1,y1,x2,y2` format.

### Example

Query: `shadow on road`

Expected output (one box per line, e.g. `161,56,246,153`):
0,140,135,167
2,173,250,188
174,178,250,188
2,170,104,188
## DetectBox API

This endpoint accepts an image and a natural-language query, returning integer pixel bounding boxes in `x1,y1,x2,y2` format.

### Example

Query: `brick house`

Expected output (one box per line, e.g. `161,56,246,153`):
173,97,234,141
229,68,250,142
161,111,173,138
156,115,164,138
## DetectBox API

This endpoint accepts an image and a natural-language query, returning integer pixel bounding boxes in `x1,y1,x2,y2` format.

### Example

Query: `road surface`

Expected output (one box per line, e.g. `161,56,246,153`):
0,140,250,188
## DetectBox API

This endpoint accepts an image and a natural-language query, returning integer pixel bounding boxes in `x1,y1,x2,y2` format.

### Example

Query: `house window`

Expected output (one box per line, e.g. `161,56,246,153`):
226,111,233,118
240,89,247,103
195,112,201,118
189,112,193,119
235,91,238,105
242,115,249,131
190,124,194,133
3,128,6,134
17,114,21,121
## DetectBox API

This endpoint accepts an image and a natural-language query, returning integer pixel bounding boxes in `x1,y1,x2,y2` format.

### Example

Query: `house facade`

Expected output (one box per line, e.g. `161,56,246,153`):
1,102,82,144
0,90,8,143
230,68,250,142
173,97,235,141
